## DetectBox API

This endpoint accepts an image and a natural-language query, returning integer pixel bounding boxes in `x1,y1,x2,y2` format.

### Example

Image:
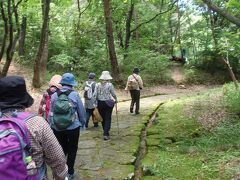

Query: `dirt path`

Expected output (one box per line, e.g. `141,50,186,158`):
6,62,218,179
171,63,185,84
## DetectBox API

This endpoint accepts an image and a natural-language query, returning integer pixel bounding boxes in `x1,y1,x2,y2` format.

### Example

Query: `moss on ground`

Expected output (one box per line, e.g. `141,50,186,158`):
142,88,240,179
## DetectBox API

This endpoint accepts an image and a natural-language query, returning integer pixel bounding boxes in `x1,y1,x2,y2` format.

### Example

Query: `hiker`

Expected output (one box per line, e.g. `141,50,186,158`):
95,71,117,141
84,72,98,128
49,72,86,179
38,74,62,121
0,76,68,180
125,67,143,115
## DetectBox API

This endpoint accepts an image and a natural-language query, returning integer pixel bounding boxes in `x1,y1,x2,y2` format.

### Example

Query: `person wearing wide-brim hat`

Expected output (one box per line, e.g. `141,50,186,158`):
125,67,143,115
49,72,86,179
95,71,117,141
38,74,62,120
0,76,68,179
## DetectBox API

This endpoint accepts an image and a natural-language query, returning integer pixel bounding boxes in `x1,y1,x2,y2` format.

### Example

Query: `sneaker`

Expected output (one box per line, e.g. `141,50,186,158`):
130,109,133,113
135,112,140,115
67,173,75,180
103,136,110,141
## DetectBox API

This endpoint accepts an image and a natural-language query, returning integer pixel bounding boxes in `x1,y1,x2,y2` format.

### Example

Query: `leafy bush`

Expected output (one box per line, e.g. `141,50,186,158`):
49,53,75,71
121,48,173,85
222,83,240,115
184,66,230,85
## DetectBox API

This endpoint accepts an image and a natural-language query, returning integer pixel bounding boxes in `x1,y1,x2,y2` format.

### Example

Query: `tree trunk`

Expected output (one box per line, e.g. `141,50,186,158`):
102,0,120,81
202,0,240,27
134,10,139,42
0,2,8,63
33,0,50,88
169,19,174,55
222,57,238,89
74,0,81,47
0,0,21,78
124,0,134,59
18,16,27,56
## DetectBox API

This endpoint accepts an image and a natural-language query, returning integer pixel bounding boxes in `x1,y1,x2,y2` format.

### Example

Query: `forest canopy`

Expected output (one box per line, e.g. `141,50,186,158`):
0,0,239,87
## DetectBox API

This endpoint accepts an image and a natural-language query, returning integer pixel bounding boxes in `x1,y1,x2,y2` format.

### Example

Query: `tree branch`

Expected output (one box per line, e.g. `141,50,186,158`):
202,0,240,27
130,0,177,33
80,0,91,16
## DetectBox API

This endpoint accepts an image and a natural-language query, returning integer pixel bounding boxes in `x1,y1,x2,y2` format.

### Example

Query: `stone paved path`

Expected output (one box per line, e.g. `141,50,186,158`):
6,62,216,179
75,91,208,180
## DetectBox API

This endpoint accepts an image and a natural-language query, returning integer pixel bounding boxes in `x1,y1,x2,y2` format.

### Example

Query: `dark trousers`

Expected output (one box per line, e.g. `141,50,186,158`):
86,108,98,127
97,100,113,136
130,90,140,113
53,127,80,175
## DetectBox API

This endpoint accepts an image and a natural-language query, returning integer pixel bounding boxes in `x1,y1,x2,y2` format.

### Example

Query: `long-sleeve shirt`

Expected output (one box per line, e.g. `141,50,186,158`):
83,80,97,109
50,86,86,130
94,82,117,102
3,111,68,179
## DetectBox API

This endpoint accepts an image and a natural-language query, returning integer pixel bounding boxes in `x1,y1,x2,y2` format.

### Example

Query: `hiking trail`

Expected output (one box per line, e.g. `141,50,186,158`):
6,62,217,179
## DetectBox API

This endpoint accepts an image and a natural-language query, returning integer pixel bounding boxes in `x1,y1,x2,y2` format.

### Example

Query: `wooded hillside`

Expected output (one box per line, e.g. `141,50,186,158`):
0,0,239,87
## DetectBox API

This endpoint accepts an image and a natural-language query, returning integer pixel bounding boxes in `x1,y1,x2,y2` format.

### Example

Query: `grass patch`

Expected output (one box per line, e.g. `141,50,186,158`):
142,85,240,179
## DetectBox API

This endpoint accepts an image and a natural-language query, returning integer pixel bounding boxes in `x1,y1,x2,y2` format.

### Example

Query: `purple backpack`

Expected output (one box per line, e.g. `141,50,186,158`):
0,112,38,180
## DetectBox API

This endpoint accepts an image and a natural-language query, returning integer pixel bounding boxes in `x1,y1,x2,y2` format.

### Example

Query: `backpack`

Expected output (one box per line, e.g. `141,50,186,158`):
127,75,139,90
44,93,51,121
84,81,95,100
52,90,76,130
0,112,38,180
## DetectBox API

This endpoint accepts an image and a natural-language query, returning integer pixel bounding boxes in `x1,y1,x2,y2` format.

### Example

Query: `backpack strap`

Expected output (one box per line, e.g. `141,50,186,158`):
12,111,36,122
57,89,73,96
132,74,139,83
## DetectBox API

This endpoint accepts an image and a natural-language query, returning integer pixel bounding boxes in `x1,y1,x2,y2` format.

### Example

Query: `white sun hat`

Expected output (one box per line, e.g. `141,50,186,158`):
99,71,113,80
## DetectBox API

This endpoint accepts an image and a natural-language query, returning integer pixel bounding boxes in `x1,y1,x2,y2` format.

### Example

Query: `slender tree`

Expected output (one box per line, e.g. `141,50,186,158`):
102,0,120,81
0,2,8,63
202,0,240,27
32,0,50,87
18,16,27,56
0,0,21,78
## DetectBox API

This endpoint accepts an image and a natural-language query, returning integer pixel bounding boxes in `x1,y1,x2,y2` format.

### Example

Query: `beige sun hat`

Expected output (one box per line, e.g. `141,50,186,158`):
99,71,113,80
49,74,62,88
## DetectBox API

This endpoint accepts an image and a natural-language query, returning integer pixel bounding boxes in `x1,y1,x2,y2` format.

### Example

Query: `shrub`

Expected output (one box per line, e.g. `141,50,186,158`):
222,83,240,115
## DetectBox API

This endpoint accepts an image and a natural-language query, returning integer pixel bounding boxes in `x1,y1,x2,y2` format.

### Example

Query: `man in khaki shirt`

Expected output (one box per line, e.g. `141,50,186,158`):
125,67,143,115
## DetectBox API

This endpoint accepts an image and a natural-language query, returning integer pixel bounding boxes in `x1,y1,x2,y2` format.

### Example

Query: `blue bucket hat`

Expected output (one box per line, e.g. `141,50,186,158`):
60,73,77,86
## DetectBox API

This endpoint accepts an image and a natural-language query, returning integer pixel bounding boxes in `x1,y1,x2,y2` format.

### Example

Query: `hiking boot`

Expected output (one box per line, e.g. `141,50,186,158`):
103,136,110,141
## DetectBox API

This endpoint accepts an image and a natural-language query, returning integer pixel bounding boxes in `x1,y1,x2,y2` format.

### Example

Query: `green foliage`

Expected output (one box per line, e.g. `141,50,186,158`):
184,66,229,85
143,87,240,179
49,53,74,70
122,47,173,85
222,83,240,115
9,0,240,86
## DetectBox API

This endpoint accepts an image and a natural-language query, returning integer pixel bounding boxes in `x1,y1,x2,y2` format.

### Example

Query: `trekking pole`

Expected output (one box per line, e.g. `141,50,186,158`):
115,103,120,136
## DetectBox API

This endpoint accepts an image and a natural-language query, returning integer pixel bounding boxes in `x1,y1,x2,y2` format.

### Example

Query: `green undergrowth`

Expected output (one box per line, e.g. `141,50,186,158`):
142,83,240,179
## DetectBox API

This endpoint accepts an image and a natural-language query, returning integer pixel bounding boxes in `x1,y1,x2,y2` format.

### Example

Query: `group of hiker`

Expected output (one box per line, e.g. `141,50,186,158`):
0,68,143,179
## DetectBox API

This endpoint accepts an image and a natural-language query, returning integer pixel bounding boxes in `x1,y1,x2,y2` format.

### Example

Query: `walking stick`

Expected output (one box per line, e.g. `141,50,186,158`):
115,103,120,136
